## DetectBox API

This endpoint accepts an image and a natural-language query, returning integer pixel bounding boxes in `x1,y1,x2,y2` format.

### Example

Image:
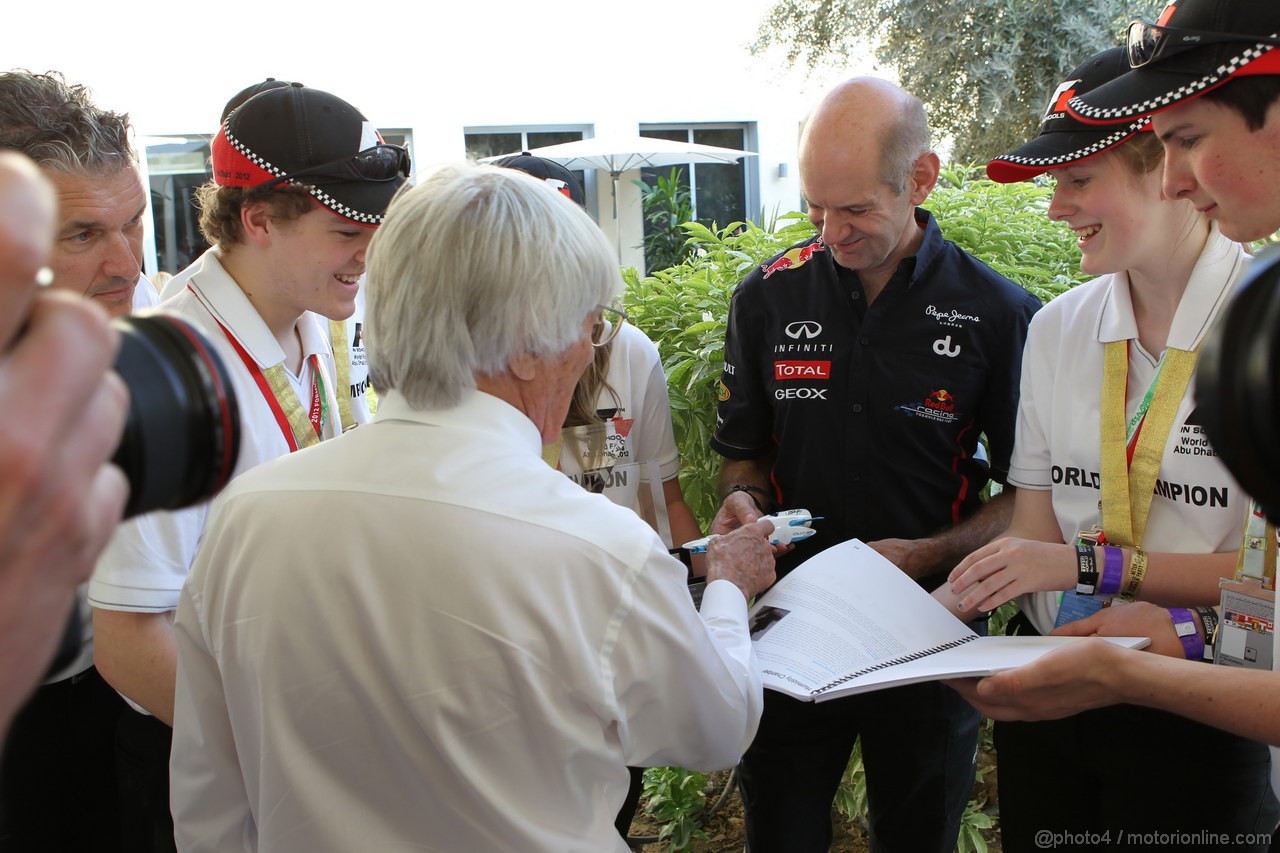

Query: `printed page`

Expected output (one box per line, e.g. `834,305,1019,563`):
815,635,1149,700
749,539,977,699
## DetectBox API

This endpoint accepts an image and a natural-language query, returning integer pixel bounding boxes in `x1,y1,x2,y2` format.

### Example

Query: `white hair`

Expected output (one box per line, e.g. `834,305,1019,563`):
365,162,622,409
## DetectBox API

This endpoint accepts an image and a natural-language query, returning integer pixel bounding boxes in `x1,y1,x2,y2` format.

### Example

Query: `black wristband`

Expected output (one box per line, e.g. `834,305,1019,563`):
1194,605,1219,661
1075,544,1099,594
725,484,772,513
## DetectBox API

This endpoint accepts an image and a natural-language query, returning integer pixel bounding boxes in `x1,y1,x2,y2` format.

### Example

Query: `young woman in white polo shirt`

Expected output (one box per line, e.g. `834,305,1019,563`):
946,48,1279,853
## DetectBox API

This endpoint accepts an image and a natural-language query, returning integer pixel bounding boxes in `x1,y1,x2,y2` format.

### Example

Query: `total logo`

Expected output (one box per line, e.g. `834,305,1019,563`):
895,389,962,423
774,360,831,380
784,320,823,339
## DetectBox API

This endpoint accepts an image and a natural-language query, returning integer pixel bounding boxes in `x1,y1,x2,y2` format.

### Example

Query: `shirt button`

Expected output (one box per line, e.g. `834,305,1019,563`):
852,403,863,413
859,336,870,346
850,291,861,301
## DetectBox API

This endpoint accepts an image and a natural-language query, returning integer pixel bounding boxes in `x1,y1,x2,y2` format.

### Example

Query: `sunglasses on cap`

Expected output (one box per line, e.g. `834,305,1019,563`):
1127,18,1280,69
258,143,411,190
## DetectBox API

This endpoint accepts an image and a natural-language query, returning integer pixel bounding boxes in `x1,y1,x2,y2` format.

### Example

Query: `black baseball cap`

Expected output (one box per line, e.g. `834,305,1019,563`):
988,48,1151,183
211,83,408,226
220,78,292,124
1069,0,1280,125
492,152,585,207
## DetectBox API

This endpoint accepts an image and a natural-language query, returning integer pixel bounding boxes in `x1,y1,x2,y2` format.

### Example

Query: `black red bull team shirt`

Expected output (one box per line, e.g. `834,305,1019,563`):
711,209,1041,587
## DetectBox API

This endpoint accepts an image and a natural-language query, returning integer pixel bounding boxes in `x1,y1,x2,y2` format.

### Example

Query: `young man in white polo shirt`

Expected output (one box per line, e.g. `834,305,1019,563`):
89,82,408,853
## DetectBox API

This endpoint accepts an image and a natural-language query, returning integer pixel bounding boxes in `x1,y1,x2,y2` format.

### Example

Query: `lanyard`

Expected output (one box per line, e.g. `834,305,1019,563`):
1099,340,1198,546
1236,500,1278,588
215,318,327,452
329,319,357,432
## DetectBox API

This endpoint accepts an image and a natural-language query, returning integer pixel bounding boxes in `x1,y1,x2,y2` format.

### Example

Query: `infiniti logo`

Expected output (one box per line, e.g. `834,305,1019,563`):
785,320,823,340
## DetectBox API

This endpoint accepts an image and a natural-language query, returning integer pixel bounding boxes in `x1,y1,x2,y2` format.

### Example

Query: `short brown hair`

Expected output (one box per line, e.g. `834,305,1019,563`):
195,182,313,250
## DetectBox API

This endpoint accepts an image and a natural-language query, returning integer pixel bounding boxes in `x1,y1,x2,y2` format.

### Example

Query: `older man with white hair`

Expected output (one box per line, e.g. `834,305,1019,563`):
169,163,777,852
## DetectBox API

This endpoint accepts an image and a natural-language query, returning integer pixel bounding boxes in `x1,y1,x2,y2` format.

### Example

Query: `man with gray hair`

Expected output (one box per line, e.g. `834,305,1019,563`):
0,69,157,853
170,163,777,852
711,77,1040,851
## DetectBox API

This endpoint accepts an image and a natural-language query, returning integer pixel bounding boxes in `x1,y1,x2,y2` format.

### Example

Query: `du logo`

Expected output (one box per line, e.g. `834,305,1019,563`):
933,335,961,358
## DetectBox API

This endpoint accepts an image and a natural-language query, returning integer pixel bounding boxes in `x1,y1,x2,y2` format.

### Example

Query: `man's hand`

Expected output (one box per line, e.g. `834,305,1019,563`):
706,519,777,601
0,153,129,733
709,489,764,536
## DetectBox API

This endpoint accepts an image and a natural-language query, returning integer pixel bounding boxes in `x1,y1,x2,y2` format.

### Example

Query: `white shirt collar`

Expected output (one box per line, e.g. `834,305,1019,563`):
1097,223,1247,350
374,388,543,456
186,248,331,370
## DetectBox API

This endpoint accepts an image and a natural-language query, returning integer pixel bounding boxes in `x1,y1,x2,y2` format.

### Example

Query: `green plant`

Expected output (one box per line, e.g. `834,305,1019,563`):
622,212,819,526
931,165,1086,303
637,167,696,273
640,766,710,850
957,796,996,853
832,743,868,829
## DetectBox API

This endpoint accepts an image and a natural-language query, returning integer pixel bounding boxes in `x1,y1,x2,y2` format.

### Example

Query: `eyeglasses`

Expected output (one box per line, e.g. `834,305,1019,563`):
1127,19,1280,69
257,143,411,190
591,303,627,348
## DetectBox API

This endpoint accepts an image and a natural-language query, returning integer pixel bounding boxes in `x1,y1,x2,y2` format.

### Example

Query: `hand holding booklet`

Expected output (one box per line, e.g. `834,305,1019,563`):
749,538,1149,701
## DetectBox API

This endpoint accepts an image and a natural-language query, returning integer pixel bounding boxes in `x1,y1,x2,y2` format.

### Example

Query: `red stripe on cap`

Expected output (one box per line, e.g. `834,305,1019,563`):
211,125,277,187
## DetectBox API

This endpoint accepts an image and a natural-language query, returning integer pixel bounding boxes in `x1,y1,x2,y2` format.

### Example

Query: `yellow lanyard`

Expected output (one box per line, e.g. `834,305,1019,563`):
262,359,325,451
1099,341,1198,546
329,319,357,432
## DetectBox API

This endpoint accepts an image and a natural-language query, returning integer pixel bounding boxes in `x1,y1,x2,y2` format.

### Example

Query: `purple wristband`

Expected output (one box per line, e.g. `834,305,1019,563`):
1097,546,1123,596
1169,608,1205,661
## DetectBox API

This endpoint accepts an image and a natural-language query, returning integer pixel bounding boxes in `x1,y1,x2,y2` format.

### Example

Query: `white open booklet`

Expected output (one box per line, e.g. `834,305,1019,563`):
750,538,1149,701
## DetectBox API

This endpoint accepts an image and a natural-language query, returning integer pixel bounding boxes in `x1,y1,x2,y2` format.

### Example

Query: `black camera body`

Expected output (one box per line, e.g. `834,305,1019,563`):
112,313,241,520
1196,246,1280,523
48,311,241,679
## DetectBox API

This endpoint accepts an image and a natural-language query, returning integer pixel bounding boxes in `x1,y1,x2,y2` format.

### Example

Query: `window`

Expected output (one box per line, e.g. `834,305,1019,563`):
637,124,757,271
638,123,757,229
463,125,593,213
145,130,414,276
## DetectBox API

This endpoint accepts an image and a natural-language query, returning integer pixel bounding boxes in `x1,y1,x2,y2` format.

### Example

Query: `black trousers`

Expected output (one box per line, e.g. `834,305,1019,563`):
996,708,1278,852
0,666,127,853
115,708,176,853
737,679,981,853
998,614,1280,853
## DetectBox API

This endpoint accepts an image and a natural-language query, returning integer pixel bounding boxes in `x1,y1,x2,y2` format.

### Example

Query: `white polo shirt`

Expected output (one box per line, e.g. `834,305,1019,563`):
163,253,371,425
1010,224,1250,634
171,389,761,852
89,249,343,616
552,323,683,542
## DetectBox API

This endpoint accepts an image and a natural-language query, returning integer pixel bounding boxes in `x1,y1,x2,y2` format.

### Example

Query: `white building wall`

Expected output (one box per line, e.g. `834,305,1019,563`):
3,0,878,272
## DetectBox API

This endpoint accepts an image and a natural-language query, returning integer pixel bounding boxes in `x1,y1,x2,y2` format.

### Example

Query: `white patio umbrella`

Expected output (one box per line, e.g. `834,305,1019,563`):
482,135,758,260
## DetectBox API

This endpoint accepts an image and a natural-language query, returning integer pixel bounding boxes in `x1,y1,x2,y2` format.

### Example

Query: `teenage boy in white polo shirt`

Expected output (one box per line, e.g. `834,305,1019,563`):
89,82,408,853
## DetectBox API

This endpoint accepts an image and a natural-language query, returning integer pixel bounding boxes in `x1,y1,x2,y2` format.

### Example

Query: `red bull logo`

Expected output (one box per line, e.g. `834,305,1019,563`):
925,389,955,411
761,241,826,280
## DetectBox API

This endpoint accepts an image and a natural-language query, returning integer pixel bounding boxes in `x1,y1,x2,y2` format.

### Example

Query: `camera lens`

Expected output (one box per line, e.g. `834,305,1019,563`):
111,313,241,520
